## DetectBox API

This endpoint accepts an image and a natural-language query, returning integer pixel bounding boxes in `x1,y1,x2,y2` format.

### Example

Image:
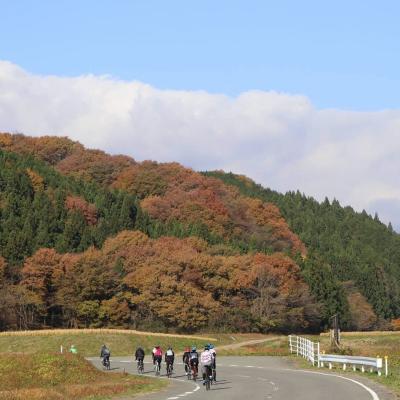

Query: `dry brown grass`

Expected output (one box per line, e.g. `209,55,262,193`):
0,352,166,400
0,328,217,341
320,331,399,337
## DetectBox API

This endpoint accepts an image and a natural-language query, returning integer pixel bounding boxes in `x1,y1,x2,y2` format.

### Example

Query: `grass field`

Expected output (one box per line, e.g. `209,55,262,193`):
0,329,268,356
0,329,221,357
0,352,167,400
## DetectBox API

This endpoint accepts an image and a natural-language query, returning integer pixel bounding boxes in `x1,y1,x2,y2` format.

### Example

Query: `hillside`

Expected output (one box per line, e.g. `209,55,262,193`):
0,133,304,255
0,133,317,333
204,171,400,328
0,132,399,333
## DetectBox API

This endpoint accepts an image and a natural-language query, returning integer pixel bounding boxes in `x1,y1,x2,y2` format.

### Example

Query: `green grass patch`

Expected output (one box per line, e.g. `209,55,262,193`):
0,352,167,400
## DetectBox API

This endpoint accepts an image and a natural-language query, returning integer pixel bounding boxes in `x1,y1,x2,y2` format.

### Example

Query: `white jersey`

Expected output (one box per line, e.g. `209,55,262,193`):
166,349,174,356
209,348,216,358
200,350,213,366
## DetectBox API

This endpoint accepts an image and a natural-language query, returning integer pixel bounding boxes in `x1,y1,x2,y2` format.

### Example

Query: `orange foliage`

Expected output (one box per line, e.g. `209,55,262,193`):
65,196,98,225
391,318,400,331
343,281,378,331
17,230,315,331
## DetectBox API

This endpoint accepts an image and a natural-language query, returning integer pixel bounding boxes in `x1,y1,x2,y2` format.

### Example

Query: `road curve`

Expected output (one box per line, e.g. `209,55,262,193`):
88,356,390,400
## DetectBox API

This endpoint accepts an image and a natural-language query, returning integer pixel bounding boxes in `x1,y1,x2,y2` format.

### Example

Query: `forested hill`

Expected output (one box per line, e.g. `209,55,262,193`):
0,132,398,333
0,150,137,265
0,133,318,333
204,171,400,327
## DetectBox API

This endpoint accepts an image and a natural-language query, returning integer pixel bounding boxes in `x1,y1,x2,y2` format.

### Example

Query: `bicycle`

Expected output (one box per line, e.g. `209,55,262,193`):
184,362,191,379
154,359,161,376
191,363,198,382
204,366,212,391
137,358,144,374
166,362,173,378
102,356,111,370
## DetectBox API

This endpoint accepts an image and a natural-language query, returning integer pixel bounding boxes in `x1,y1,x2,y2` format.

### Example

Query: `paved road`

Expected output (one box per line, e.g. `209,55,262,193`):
88,356,388,400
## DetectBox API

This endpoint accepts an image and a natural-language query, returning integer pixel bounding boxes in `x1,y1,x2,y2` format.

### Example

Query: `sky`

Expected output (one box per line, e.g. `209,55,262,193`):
0,1,400,229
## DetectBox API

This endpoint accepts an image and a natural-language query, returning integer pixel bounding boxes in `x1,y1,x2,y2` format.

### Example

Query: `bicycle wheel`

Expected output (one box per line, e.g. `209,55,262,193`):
192,366,197,381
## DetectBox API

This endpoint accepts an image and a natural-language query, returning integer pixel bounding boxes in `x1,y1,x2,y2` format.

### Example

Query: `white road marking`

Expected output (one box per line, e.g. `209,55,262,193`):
236,374,251,378
283,368,380,400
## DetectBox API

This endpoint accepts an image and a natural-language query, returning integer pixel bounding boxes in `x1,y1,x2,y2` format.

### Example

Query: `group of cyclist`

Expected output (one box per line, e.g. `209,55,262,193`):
134,343,217,383
100,342,217,384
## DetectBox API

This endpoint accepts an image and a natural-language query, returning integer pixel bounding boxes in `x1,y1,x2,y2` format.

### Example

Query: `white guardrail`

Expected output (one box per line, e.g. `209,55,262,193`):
288,335,388,377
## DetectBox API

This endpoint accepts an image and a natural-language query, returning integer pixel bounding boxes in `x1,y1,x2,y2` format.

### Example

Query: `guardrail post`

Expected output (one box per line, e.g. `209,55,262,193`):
317,342,320,367
60,345,63,354
361,365,365,373
385,356,388,377
343,363,346,371
352,364,356,372
329,362,332,370
296,336,299,356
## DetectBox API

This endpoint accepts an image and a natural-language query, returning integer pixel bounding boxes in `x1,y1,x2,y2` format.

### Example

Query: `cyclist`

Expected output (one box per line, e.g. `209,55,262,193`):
200,344,213,385
153,345,163,373
69,344,78,354
209,344,216,381
100,344,110,368
182,347,191,375
151,346,157,365
135,346,145,372
189,346,199,378
165,346,175,375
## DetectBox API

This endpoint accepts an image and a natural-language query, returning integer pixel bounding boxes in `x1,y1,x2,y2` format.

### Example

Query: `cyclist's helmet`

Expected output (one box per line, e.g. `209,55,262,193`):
204,344,210,350
191,346,197,352
209,344,214,349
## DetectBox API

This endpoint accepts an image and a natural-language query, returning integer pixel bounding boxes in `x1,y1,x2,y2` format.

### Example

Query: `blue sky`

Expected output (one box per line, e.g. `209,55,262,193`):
1,0,399,110
1,1,400,229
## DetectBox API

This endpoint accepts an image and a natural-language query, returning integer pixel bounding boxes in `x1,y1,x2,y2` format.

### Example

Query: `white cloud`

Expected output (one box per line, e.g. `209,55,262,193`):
1,60,399,229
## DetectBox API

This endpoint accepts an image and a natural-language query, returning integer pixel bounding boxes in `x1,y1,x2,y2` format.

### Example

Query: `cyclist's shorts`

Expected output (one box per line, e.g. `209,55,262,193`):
190,359,199,367
154,356,162,363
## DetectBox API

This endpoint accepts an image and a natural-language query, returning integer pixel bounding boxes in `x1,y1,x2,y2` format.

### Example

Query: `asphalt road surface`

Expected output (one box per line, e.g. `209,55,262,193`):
88,356,389,400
